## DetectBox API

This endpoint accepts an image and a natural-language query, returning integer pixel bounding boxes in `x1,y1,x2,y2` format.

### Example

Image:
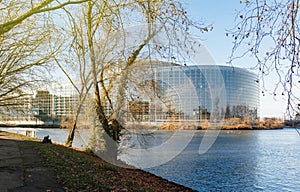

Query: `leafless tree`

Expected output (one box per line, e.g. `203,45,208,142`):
54,4,94,147
61,0,209,159
229,0,300,116
58,0,122,148
0,0,89,106
0,6,57,106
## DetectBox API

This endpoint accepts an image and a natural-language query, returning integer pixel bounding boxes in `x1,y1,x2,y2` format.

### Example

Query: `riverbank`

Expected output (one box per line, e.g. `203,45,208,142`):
0,123,60,128
158,123,284,130
0,131,195,192
158,117,284,130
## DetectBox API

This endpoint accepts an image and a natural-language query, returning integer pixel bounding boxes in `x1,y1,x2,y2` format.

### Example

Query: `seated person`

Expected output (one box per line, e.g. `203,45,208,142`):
42,135,52,144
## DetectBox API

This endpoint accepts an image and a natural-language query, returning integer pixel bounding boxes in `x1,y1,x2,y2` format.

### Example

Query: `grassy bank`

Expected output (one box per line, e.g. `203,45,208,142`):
2,131,194,192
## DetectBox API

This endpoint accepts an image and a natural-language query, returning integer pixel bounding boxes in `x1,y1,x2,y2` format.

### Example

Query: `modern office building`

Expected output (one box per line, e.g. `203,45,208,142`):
0,83,80,126
0,95,35,124
126,64,260,124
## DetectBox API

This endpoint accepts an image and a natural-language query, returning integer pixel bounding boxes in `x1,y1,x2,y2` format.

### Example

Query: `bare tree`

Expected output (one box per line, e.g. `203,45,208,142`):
0,8,58,106
54,56,92,147
96,0,208,143
54,4,94,147
58,0,123,149
60,0,209,163
0,0,90,107
229,0,300,116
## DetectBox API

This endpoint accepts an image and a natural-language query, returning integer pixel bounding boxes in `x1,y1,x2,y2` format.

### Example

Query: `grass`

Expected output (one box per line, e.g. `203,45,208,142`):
33,141,115,191
1,131,195,192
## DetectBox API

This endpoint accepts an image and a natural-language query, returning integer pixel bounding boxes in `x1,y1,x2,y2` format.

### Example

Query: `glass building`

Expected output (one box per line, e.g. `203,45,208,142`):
218,65,259,118
127,64,260,124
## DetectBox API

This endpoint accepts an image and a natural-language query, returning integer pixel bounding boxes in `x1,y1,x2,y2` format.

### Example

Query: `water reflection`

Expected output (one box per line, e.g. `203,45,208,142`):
253,130,300,191
145,131,259,191
146,130,300,191
118,130,197,168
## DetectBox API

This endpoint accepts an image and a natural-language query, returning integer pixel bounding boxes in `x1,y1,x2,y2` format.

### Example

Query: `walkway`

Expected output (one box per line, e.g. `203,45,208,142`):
0,132,63,192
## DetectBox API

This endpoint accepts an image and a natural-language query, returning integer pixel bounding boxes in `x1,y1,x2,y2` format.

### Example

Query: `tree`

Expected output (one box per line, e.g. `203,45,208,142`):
0,0,88,35
61,0,209,160
58,0,124,150
54,3,95,147
229,0,300,116
0,5,57,106
0,1,90,106
55,56,93,147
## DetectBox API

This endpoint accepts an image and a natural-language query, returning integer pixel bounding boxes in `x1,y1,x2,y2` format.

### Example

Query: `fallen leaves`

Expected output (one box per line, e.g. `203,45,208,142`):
35,143,195,192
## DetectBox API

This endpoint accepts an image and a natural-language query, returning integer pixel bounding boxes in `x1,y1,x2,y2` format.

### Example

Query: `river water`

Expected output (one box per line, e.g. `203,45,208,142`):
1,127,300,191
146,129,300,191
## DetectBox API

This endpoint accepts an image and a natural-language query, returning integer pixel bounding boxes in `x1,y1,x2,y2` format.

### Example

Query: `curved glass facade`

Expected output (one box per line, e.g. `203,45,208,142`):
149,65,259,122
218,66,259,118
122,63,260,127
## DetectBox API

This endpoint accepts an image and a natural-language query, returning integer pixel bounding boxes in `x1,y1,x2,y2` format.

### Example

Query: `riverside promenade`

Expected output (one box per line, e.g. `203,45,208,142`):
0,132,63,192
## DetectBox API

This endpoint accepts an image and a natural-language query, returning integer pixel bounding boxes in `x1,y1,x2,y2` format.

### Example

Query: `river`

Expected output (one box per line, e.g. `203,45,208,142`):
1,127,300,191
145,129,300,191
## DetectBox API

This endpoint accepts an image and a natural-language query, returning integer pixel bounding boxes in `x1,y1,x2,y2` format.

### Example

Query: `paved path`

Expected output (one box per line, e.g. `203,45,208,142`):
0,132,64,192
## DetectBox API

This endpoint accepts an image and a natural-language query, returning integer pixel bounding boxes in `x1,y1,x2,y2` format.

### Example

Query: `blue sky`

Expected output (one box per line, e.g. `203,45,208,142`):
184,0,288,118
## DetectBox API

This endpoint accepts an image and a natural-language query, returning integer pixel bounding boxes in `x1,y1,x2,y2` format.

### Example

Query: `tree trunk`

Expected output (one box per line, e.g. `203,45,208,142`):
65,120,76,147
93,82,120,161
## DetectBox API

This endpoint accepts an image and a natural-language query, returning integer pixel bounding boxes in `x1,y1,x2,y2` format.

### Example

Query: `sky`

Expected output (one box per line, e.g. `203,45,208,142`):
184,0,290,119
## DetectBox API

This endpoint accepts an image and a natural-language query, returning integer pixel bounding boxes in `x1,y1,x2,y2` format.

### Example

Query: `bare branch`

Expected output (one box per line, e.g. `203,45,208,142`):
0,0,89,35
228,0,300,117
